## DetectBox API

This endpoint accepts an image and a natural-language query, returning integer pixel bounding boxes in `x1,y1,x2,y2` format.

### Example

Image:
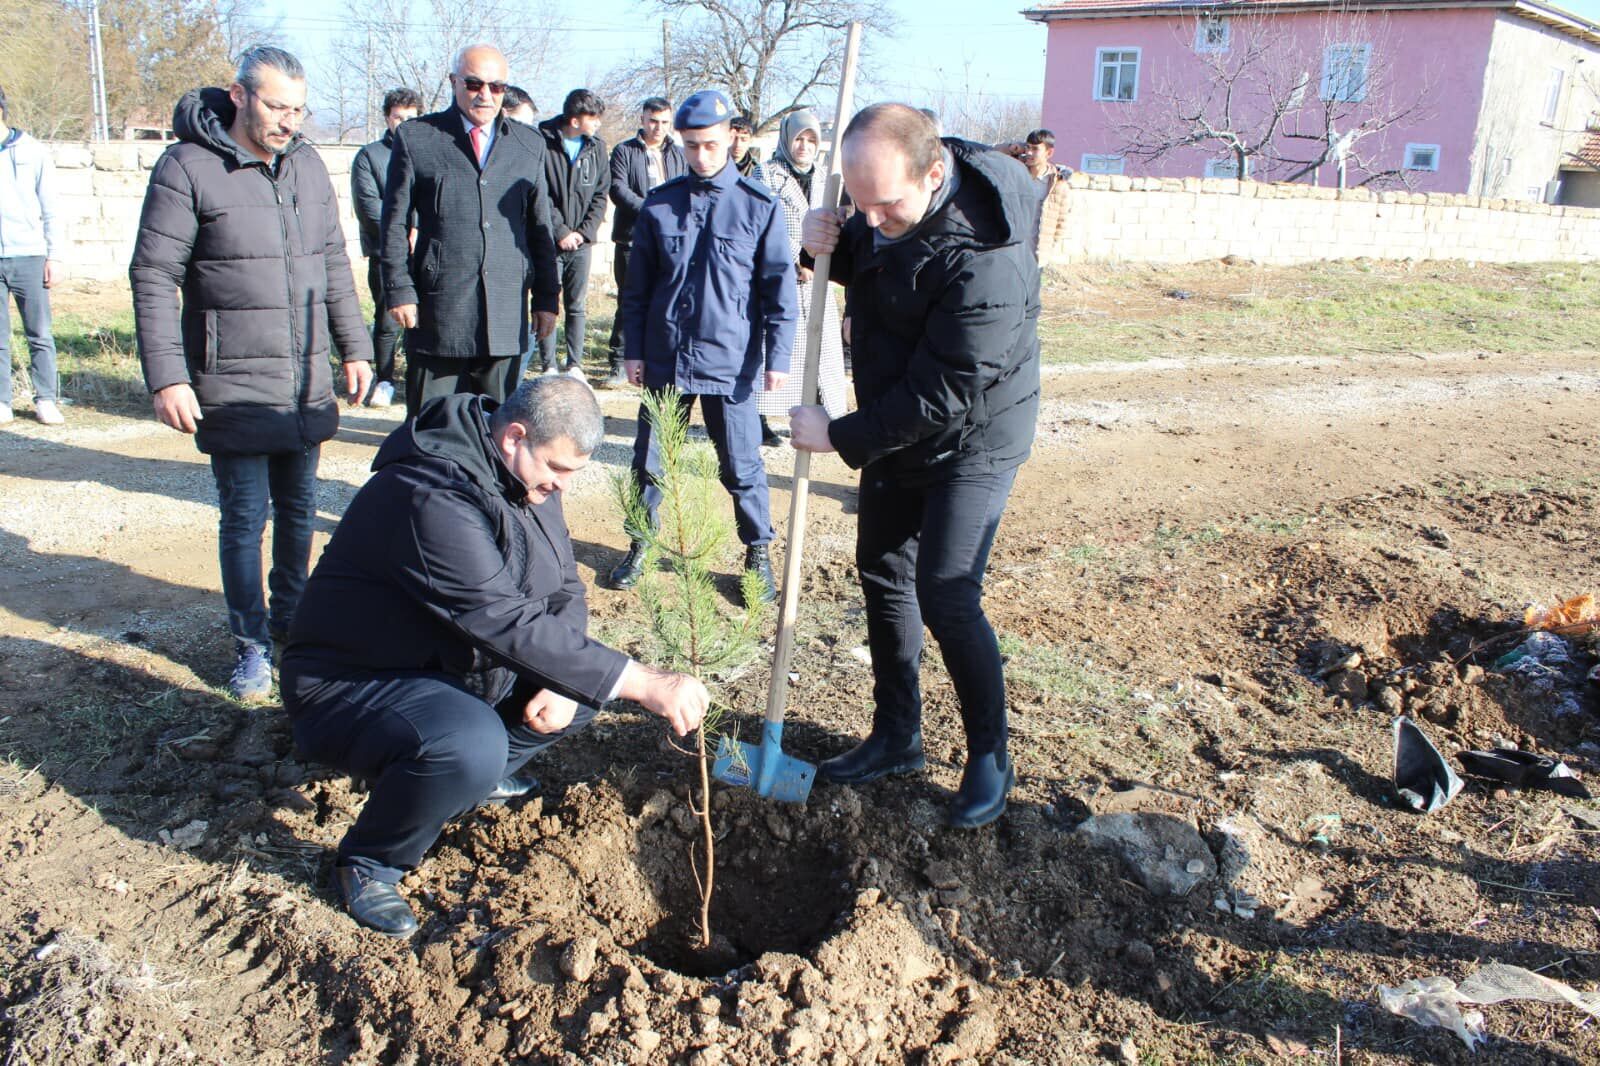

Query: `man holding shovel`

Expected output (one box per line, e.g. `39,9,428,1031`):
792,103,1041,828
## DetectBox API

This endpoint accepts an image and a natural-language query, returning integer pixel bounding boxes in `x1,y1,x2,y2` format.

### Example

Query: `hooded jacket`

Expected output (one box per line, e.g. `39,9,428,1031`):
0,129,61,260
129,88,371,455
820,138,1040,485
379,108,559,359
536,116,609,244
283,394,629,710
350,128,395,256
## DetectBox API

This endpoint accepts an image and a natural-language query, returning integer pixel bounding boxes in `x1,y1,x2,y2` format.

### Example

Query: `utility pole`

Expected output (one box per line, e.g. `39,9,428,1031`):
662,20,671,102
87,0,111,140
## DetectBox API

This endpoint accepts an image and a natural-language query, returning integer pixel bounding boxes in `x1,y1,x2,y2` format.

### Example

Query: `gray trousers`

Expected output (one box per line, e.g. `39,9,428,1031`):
0,256,58,407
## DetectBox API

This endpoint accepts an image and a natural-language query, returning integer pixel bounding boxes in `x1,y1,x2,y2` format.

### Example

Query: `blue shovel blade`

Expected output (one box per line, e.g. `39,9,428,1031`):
712,734,816,805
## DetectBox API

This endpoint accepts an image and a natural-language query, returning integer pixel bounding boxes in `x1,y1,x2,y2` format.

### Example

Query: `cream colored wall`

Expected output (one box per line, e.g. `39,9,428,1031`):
1470,15,1595,202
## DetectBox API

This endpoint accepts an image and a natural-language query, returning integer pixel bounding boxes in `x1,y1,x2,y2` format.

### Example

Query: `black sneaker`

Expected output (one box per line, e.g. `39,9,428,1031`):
601,358,628,388
759,417,782,448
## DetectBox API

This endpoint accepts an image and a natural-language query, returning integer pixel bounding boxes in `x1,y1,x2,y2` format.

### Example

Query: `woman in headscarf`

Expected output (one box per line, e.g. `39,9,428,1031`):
755,109,848,430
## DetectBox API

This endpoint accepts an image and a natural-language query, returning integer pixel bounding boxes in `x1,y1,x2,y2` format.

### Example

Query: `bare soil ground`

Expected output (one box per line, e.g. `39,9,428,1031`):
2,267,1598,1064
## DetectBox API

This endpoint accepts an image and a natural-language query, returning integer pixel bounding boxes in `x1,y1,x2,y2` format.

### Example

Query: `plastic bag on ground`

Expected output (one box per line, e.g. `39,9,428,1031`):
1393,716,1463,813
1379,963,1600,1050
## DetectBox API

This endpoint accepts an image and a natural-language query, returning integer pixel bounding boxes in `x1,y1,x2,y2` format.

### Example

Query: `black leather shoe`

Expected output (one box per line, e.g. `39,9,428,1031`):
605,541,647,590
333,866,418,939
818,729,925,786
744,544,778,604
483,769,541,804
947,750,1014,829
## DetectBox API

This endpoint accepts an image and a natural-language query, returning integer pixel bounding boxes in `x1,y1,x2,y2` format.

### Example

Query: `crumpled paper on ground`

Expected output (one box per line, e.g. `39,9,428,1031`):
1379,963,1600,1050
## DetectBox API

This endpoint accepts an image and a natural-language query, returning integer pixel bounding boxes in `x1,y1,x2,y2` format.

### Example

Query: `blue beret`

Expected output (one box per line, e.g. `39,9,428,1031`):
674,90,734,130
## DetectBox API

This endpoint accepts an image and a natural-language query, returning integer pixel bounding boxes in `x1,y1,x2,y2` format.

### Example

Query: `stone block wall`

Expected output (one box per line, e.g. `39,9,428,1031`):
1039,173,1600,266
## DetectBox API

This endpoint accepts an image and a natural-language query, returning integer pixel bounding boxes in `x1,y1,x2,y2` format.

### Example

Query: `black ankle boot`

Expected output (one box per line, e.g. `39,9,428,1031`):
744,544,777,604
605,541,646,590
818,729,925,786
333,866,418,938
947,750,1014,828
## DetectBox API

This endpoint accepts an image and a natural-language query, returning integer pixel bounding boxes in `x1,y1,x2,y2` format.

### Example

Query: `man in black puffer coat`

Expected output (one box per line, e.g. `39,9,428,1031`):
281,378,709,938
130,46,372,702
792,103,1040,830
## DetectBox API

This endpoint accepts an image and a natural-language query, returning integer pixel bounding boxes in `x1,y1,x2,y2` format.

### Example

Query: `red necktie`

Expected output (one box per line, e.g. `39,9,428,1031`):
470,125,487,165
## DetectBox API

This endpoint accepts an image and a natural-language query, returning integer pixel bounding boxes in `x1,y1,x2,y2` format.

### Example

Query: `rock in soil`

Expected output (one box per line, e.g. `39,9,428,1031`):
1075,813,1217,897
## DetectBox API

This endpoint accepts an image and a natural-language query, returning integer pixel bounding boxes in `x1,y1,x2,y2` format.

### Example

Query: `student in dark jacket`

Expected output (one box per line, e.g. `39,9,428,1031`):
350,86,421,408
603,96,685,385
533,89,609,382
129,47,373,702
282,378,710,938
793,104,1041,830
380,44,559,417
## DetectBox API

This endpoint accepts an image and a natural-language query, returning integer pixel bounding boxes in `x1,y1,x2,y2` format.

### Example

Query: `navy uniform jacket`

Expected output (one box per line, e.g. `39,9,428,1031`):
619,160,797,398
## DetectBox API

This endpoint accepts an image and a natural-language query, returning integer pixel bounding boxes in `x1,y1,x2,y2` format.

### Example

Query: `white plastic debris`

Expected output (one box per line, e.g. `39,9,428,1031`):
157,819,208,849
1379,963,1600,1050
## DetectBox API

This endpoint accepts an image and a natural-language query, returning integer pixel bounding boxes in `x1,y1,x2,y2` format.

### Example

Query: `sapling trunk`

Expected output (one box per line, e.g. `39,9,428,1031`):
613,387,768,951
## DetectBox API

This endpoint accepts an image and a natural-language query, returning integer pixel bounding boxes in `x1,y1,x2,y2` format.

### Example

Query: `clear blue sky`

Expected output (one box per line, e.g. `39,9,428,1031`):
259,0,1051,108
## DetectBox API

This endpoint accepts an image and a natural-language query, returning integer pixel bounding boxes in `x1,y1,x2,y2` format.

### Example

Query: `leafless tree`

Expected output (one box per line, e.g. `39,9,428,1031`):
1116,11,1434,188
615,0,892,132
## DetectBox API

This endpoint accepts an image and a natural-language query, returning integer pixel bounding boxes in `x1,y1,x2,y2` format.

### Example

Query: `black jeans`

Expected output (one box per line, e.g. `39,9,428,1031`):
365,257,400,388
0,255,58,407
606,242,631,363
209,446,320,647
284,668,598,883
855,465,1018,756
537,244,593,372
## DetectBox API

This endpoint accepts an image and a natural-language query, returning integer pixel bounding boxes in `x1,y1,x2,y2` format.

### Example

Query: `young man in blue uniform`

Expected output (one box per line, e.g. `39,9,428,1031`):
605,89,798,602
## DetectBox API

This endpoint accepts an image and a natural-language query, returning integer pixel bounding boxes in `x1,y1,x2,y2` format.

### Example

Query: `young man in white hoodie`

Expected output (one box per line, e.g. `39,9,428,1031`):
0,85,64,425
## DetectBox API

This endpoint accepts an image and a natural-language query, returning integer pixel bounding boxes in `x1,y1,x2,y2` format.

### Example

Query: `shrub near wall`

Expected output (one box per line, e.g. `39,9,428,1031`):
1040,173,1600,266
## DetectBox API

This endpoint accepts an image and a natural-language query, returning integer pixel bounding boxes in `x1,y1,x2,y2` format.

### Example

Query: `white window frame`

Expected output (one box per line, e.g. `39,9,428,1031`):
1403,143,1440,171
1204,158,1242,178
1195,15,1230,53
1321,43,1372,103
1094,47,1142,102
1080,153,1125,175
1542,67,1563,124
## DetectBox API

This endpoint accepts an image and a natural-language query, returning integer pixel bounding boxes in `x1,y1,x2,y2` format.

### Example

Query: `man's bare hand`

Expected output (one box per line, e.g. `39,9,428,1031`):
534,310,558,341
42,260,58,289
764,370,788,393
522,688,579,734
841,316,851,346
389,303,418,328
801,207,844,258
624,359,644,386
619,661,709,738
788,404,834,453
153,383,203,434
344,360,373,404
557,233,584,252
796,264,814,285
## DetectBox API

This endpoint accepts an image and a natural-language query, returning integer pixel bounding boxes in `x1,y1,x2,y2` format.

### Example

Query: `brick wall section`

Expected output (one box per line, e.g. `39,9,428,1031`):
48,142,1600,280
1040,173,1600,266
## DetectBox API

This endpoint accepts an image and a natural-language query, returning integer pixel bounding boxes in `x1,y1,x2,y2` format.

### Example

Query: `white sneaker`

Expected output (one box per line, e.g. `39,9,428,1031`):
565,364,591,388
369,381,395,408
34,399,64,425
0,404,11,425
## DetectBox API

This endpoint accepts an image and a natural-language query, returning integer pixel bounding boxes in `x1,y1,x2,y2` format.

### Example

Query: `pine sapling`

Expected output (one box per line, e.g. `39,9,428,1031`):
614,387,770,949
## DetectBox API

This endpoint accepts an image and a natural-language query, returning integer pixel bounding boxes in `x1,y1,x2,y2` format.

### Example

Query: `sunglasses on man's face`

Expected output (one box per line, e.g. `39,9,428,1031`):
459,76,508,95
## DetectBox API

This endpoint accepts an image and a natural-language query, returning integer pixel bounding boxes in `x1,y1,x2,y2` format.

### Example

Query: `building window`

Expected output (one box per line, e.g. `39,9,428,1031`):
1204,158,1242,178
1080,153,1125,175
1196,15,1230,53
1543,67,1563,124
1321,43,1372,102
1404,143,1440,171
1095,48,1141,102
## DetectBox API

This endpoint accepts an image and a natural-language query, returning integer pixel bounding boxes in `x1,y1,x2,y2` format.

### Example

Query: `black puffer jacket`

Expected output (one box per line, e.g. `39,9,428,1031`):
536,116,609,244
283,394,629,709
130,88,371,455
821,139,1040,485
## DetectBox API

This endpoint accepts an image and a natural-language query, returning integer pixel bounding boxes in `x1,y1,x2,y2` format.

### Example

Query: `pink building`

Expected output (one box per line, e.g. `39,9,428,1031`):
1022,0,1600,205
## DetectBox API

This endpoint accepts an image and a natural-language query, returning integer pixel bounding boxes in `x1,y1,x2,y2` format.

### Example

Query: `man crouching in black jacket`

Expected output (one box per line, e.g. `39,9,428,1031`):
792,104,1041,830
282,376,709,937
